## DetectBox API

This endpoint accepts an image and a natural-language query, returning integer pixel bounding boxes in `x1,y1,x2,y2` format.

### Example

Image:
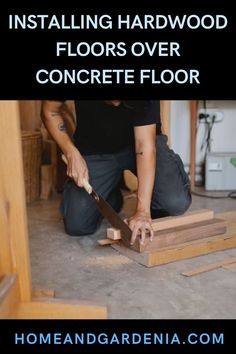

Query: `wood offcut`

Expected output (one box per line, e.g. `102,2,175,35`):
181,257,236,277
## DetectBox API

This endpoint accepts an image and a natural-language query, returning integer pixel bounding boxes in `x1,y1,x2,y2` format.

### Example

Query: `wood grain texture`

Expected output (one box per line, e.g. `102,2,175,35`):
106,209,214,244
98,239,119,246
111,211,236,267
132,218,226,253
181,257,236,276
0,101,32,301
16,299,107,319
112,232,236,267
152,209,214,232
148,232,236,267
0,274,20,319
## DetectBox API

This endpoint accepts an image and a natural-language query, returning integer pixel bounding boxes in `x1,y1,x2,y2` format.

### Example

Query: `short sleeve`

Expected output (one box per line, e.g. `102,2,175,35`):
132,100,160,127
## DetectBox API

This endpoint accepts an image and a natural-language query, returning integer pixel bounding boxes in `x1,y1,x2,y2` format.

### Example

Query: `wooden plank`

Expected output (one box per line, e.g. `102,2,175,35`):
0,101,32,301
222,262,236,270
32,288,55,298
17,299,107,319
132,218,226,253
106,209,214,243
0,274,20,319
98,239,119,246
147,233,236,267
181,257,236,277
152,209,214,232
111,229,236,268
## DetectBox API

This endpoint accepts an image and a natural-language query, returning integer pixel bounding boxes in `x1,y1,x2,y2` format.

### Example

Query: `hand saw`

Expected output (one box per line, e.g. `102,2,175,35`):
62,154,132,245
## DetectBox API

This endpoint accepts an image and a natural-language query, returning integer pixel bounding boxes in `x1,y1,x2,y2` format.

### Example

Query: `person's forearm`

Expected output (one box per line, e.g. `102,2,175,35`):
136,142,156,215
41,102,76,157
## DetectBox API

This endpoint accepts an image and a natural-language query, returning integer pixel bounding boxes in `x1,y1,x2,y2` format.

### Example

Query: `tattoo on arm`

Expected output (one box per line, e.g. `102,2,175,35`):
136,151,143,155
58,123,67,132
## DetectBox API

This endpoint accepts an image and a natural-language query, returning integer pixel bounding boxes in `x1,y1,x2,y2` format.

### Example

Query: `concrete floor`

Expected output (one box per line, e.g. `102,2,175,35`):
27,188,236,319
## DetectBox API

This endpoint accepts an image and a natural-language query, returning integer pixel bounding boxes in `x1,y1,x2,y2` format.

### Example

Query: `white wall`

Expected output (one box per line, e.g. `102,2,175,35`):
170,100,236,181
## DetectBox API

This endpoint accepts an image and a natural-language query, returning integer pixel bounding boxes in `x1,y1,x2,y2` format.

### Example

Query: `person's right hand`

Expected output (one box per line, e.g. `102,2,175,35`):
66,147,89,188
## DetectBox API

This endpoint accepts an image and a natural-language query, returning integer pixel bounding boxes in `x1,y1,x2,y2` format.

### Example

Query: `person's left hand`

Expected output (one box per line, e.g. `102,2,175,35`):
125,211,154,246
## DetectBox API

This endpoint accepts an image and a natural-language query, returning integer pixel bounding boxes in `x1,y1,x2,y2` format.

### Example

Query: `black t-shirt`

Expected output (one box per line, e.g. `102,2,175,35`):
72,100,161,155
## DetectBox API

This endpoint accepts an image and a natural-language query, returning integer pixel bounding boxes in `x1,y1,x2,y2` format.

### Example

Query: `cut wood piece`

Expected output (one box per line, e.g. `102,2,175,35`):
40,165,53,199
132,218,226,253
0,274,20,319
111,229,236,267
32,288,55,298
181,257,236,276
107,228,121,240
152,209,214,232
98,239,119,246
222,262,236,270
16,299,107,319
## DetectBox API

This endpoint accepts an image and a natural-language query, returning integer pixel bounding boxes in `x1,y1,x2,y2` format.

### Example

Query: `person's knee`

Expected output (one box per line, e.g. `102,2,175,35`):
152,189,192,217
64,216,100,236
61,193,101,236
164,191,192,215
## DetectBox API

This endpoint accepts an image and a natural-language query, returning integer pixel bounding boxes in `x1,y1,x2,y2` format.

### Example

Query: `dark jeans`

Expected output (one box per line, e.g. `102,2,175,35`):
60,135,192,236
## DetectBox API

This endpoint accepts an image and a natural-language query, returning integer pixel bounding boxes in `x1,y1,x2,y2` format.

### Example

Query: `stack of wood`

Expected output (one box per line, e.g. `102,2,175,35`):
99,209,236,267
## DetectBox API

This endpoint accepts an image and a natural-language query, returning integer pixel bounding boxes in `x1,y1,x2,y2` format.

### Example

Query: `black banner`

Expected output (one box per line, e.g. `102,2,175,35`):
0,319,234,354
1,1,236,99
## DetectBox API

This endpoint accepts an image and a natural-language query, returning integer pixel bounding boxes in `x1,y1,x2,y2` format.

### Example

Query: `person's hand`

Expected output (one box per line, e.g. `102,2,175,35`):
125,211,154,246
66,147,89,188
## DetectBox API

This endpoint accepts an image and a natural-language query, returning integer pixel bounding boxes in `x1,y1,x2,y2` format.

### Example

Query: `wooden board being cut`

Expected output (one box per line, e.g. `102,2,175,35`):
107,209,214,240
132,218,226,253
111,211,236,267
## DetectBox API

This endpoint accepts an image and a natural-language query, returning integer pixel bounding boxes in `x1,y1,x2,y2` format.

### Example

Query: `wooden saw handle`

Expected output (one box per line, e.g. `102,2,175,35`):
61,154,92,194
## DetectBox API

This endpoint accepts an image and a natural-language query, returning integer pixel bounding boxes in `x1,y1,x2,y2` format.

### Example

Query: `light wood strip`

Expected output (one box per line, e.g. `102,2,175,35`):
17,299,107,319
182,257,236,276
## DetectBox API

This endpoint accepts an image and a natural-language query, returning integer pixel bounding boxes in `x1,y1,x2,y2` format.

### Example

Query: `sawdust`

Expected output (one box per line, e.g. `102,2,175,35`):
86,254,132,267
